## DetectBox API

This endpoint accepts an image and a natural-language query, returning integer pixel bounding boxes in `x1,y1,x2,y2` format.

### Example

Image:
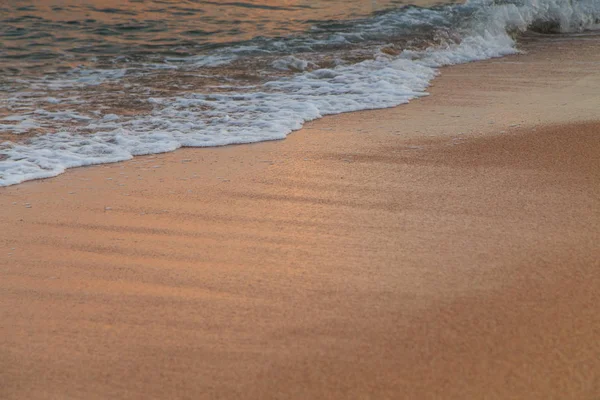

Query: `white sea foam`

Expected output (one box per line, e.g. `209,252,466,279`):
1,0,599,186
272,56,318,71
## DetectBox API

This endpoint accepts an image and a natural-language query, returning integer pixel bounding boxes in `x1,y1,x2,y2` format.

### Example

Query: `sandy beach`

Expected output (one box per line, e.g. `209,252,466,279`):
1,32,599,399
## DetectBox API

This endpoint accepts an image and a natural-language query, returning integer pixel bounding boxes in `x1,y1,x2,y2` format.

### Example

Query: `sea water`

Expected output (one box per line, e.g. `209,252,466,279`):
1,0,599,186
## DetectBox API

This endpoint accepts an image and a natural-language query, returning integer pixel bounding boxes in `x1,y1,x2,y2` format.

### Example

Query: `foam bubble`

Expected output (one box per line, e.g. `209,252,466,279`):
272,56,317,71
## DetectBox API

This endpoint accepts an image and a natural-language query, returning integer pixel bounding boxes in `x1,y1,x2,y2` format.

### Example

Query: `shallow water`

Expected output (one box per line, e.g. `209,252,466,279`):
0,0,599,186
1,0,462,74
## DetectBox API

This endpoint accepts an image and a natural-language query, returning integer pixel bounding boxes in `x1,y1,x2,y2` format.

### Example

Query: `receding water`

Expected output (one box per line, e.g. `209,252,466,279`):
1,0,599,186
1,0,462,74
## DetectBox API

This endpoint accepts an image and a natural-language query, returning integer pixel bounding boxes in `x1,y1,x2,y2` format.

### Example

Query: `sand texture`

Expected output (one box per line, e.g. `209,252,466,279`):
1,33,599,399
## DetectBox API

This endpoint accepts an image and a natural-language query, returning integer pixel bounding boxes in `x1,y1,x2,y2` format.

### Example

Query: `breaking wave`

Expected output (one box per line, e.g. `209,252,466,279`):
1,0,599,186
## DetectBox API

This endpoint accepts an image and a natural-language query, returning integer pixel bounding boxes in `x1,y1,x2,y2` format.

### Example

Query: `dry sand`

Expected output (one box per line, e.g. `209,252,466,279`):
1,33,599,399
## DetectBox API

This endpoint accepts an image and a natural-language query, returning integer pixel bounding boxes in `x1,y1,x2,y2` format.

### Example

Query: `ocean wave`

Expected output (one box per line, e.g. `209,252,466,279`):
1,0,599,186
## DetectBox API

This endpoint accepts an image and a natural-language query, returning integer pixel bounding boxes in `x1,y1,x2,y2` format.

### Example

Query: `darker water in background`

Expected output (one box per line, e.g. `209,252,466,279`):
0,0,462,74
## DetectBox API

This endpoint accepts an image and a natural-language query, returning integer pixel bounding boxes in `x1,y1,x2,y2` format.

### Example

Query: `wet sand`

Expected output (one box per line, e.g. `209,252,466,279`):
1,33,599,399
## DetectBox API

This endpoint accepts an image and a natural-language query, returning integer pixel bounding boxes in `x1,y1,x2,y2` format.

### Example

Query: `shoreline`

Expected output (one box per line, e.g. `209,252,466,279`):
1,33,600,399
